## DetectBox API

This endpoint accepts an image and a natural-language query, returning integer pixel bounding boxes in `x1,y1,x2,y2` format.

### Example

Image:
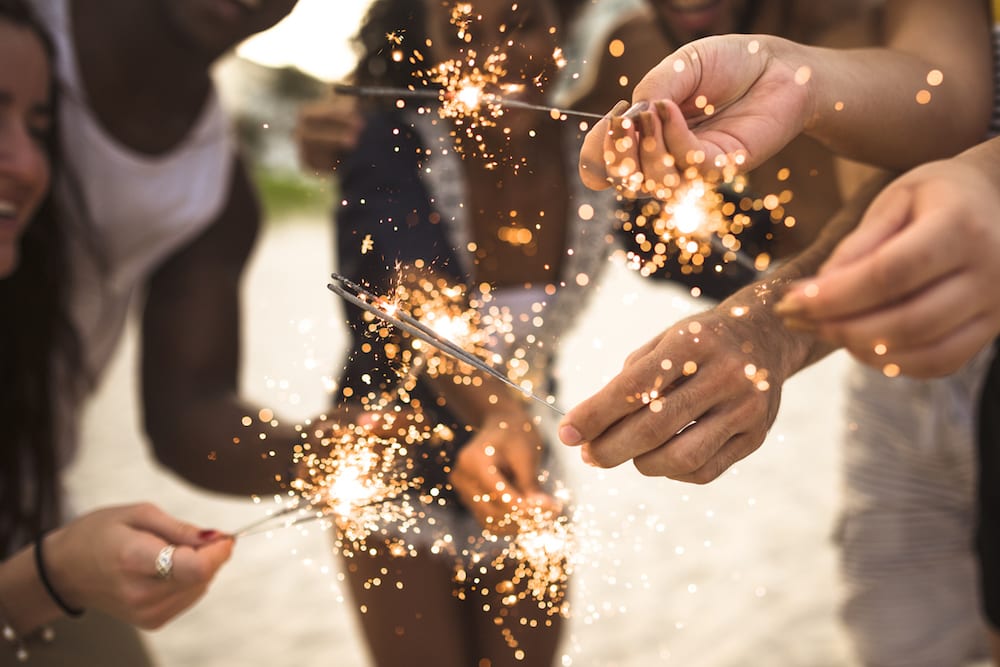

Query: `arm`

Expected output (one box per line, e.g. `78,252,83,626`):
141,157,298,496
0,504,231,635
433,372,554,532
775,136,1000,377
580,0,991,189
558,172,894,482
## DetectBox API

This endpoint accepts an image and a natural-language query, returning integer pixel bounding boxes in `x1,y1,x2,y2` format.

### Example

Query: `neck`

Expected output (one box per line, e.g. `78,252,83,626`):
72,0,215,152
77,0,213,101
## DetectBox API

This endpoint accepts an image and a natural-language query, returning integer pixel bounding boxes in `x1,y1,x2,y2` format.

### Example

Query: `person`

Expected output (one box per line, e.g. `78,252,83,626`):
327,1,622,664
29,0,304,497
773,134,1000,665
561,2,996,664
0,2,232,664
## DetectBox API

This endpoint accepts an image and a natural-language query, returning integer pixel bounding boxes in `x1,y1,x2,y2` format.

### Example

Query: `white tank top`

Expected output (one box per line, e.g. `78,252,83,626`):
32,0,235,460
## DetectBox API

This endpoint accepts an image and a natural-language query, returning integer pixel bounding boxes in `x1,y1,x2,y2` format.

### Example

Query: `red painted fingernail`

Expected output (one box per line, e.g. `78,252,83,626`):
198,530,220,540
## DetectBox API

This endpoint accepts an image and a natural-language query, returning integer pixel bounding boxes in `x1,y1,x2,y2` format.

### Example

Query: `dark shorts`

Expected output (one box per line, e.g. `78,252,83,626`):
978,340,1000,629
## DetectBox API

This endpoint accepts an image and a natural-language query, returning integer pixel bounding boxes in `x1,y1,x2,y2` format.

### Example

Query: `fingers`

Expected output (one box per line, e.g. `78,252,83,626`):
125,503,222,549
654,100,703,172
169,540,234,587
809,273,981,356
820,183,914,273
559,344,680,449
777,208,961,322
295,96,363,171
604,113,644,197
865,314,996,379
579,100,629,191
669,431,762,484
578,377,717,469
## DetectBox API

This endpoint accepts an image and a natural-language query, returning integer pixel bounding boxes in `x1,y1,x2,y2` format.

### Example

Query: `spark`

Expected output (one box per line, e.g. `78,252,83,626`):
360,234,374,255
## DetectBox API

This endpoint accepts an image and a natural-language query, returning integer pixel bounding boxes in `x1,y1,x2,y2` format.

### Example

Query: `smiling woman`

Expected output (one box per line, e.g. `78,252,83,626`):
236,0,374,81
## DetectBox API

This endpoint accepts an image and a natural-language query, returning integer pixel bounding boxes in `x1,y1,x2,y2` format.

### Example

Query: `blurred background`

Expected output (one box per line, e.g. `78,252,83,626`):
65,1,863,664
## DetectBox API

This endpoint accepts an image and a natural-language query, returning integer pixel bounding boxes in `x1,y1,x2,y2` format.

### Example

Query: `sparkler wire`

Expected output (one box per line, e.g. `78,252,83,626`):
332,83,606,121
328,273,565,416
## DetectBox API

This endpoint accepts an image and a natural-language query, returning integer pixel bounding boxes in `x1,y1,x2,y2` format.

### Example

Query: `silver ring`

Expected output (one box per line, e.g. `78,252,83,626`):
154,544,176,580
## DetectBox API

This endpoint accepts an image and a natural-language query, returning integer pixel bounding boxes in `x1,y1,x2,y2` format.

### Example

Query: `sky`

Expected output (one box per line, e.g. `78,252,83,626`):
236,0,374,81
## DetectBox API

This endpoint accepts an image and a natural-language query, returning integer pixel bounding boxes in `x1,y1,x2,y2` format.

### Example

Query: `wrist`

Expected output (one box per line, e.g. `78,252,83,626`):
764,36,824,135
36,530,84,617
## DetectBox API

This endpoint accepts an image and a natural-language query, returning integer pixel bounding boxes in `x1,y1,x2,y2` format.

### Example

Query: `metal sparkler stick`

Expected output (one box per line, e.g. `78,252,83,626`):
328,273,565,416
332,83,606,121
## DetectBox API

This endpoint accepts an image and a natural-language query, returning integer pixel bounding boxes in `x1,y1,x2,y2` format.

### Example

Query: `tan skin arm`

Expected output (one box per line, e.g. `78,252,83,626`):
141,157,298,496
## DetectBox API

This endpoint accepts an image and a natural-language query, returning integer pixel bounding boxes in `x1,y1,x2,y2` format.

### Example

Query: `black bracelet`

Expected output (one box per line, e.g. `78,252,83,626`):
33,534,84,618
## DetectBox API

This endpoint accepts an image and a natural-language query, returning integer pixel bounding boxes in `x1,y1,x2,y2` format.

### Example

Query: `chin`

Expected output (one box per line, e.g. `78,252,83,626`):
0,248,18,279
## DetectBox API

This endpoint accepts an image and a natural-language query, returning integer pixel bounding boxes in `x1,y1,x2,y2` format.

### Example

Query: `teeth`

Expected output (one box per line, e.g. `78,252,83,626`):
0,201,16,217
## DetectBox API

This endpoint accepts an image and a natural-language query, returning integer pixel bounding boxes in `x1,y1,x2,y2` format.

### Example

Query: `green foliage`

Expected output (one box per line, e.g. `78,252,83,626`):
251,167,335,223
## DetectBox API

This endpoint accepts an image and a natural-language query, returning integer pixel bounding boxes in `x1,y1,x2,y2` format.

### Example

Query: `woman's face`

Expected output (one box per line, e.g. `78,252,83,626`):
422,0,562,102
0,20,52,278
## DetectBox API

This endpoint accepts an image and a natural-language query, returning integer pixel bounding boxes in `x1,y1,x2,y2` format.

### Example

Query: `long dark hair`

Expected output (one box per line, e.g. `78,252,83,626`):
351,0,429,91
0,0,76,553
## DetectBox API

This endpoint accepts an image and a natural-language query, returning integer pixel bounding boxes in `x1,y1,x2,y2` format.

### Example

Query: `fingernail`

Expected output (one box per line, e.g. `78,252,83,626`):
782,317,819,333
638,111,657,138
654,100,671,125
580,446,598,467
772,295,803,316
198,529,220,541
622,100,650,119
607,99,631,118
558,424,582,446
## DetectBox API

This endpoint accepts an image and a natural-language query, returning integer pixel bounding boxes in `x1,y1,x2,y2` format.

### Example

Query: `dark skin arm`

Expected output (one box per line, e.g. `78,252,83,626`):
141,157,298,496
559,171,894,482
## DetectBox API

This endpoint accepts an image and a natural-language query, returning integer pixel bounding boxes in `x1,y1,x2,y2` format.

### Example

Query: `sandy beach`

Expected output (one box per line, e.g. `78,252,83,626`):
64,214,871,666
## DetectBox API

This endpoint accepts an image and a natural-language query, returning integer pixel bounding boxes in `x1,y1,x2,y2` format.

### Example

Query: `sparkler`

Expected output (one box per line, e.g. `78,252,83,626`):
230,420,428,545
494,505,575,614
332,83,605,121
328,273,564,415
618,176,767,279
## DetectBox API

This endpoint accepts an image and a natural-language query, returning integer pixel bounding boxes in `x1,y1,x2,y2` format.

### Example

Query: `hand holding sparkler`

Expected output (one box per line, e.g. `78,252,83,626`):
775,152,1000,378
451,408,558,534
579,35,812,192
296,88,364,172
558,297,809,483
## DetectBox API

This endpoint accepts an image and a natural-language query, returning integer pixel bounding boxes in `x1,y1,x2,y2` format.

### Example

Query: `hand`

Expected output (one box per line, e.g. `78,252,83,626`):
775,158,1000,377
295,90,364,172
450,411,557,533
45,503,233,629
579,34,814,191
558,303,800,483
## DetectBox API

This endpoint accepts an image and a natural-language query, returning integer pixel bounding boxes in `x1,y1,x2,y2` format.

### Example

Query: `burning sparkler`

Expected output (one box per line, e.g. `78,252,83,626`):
328,273,563,414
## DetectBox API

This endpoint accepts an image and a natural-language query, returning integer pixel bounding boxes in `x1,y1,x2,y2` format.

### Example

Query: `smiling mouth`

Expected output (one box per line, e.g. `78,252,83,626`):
0,200,17,220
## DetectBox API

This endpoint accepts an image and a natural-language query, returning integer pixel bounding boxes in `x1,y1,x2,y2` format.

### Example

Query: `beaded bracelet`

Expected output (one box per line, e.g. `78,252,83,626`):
33,535,84,618
0,613,28,663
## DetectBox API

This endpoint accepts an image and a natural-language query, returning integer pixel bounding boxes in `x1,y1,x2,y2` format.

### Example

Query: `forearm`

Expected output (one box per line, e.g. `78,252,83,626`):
721,172,896,376
146,394,298,497
955,135,1000,176
793,0,991,167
